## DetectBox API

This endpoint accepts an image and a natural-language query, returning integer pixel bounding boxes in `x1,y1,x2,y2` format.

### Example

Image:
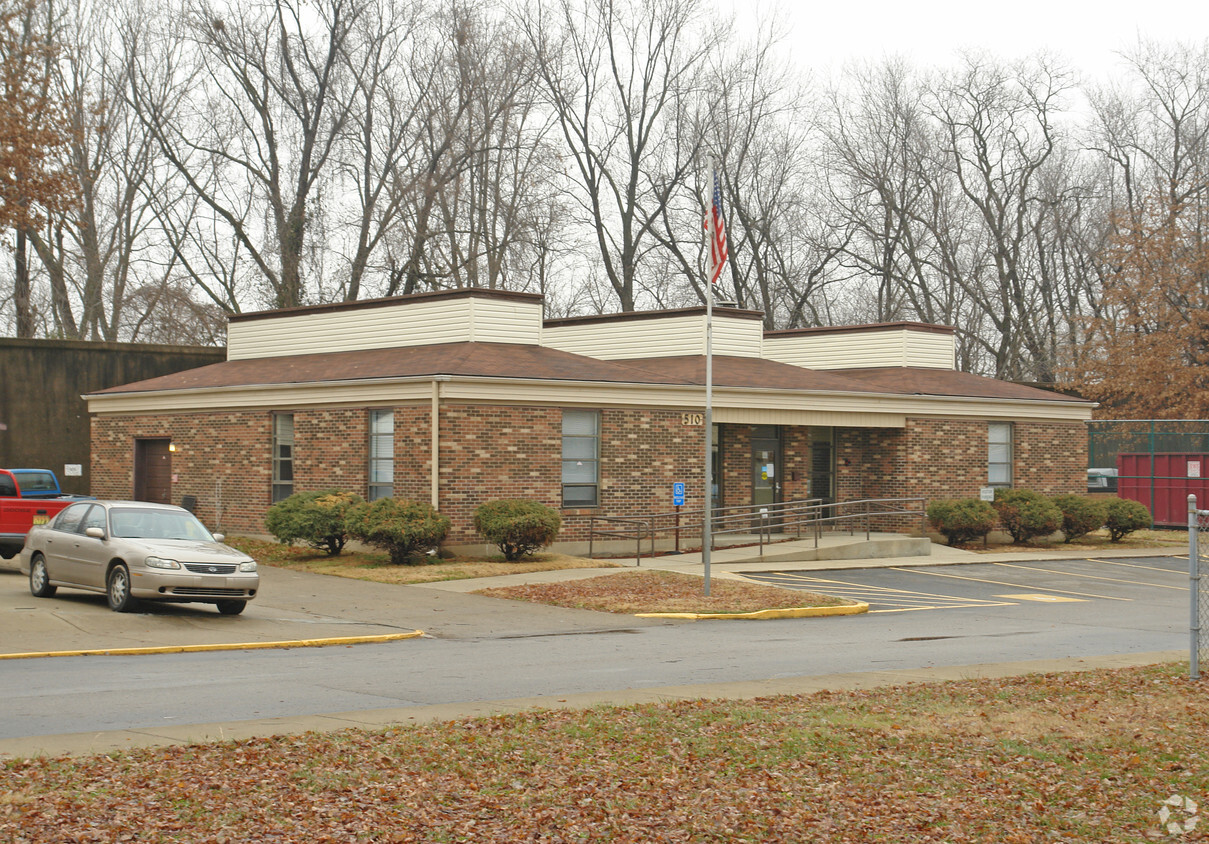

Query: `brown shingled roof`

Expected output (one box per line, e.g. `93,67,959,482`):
820,366,1090,403
91,342,685,394
615,355,884,392
89,342,1087,405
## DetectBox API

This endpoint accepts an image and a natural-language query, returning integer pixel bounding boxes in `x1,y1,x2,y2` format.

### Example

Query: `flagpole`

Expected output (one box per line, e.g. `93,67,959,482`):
702,161,714,597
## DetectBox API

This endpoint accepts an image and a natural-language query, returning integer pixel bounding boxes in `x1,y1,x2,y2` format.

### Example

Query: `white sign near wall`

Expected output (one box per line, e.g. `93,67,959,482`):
979,487,995,501
63,464,82,477
1190,462,1201,479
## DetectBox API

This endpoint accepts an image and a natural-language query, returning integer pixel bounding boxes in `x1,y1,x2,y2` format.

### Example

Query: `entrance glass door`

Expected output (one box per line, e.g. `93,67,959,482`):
751,426,781,520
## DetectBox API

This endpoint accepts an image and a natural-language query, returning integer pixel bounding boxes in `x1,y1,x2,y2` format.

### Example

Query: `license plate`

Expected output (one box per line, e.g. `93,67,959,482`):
32,516,48,525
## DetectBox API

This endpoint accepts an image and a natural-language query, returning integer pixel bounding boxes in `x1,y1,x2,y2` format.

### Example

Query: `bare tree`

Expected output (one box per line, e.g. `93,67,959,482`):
131,0,365,309
520,0,722,311
1088,39,1209,226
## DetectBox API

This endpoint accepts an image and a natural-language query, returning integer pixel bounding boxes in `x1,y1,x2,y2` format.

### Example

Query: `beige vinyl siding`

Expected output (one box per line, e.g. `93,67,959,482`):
710,315,763,357
542,315,703,359
87,377,1093,423
713,408,906,427
903,330,956,369
86,380,436,414
227,297,544,360
542,313,762,359
763,328,955,370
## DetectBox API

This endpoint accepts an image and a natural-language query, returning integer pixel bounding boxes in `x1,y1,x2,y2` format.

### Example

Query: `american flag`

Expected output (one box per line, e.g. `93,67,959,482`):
704,169,728,285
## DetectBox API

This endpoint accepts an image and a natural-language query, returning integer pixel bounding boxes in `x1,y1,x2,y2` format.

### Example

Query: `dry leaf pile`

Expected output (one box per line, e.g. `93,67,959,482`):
476,569,848,614
3,663,1206,842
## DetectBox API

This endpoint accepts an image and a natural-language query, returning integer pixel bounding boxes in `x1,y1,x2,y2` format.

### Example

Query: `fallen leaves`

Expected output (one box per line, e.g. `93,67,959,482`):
2,663,1207,841
475,569,850,614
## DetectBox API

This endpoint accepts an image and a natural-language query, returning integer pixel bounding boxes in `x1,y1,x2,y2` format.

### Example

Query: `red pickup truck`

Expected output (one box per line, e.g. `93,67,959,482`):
0,469,87,561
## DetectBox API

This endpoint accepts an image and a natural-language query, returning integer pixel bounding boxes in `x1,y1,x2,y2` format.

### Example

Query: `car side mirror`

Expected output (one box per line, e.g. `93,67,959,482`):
85,527,106,540
213,533,225,543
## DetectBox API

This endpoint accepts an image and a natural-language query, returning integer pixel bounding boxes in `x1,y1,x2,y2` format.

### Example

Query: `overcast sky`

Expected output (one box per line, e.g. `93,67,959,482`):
734,0,1209,82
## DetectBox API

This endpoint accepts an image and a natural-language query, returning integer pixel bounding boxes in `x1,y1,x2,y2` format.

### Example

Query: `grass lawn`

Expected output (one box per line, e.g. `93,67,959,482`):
227,537,617,585
2,662,1204,842
476,569,854,615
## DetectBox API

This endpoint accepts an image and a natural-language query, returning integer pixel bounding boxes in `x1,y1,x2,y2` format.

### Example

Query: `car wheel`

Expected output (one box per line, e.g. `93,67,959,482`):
215,600,246,616
29,554,56,598
106,564,136,613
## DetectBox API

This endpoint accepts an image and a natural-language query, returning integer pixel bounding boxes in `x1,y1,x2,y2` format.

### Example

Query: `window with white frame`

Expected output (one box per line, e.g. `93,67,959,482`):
272,413,295,502
988,422,1012,488
369,409,394,501
562,410,600,507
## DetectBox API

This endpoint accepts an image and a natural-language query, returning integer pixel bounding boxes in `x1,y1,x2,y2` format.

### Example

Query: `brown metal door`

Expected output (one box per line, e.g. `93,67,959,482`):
134,439,172,504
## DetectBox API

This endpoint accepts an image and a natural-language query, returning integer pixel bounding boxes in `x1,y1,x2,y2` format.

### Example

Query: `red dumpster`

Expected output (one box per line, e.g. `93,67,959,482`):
1116,452,1209,526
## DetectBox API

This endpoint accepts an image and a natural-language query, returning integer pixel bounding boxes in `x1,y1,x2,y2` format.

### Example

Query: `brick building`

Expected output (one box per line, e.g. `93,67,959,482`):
84,288,1092,551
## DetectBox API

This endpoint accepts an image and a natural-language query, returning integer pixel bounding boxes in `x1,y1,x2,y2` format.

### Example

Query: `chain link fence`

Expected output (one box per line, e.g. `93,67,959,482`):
1187,496,1208,680
1088,420,1209,469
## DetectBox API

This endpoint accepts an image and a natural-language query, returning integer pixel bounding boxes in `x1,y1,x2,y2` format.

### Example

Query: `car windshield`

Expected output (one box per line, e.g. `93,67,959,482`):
109,508,215,542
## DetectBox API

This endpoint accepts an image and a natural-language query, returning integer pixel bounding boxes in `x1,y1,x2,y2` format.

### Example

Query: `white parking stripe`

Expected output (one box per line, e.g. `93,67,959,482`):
889,566,1130,601
991,562,1186,591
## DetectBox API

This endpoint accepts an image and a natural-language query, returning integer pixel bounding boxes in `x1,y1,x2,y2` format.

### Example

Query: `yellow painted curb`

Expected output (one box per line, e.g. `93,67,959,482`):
635,603,869,620
0,630,424,660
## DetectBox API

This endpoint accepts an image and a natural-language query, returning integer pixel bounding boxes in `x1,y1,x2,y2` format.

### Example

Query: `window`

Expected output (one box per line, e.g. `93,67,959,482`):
369,409,394,501
988,422,1012,487
562,410,600,507
52,502,91,533
272,413,295,503
80,505,107,535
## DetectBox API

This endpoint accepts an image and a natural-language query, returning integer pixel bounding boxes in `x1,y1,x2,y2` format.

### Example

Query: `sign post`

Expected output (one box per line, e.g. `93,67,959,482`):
673,482,685,551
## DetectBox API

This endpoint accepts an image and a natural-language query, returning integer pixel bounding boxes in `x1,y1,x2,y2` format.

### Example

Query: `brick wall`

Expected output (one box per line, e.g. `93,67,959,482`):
93,411,273,534
720,425,751,507
91,408,1087,548
1014,422,1087,493
438,405,562,543
837,418,1087,503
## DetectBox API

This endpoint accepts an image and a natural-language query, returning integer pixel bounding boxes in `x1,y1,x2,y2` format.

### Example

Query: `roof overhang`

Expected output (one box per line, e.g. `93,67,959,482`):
84,374,1095,425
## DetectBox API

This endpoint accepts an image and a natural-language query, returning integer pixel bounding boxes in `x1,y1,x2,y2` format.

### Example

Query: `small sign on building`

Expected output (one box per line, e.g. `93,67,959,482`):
63,464,82,477
1190,462,1202,479
979,486,995,502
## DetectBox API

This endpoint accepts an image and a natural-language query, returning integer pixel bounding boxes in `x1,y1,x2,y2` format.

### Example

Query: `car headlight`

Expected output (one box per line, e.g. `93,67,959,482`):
145,556,181,570
238,560,258,572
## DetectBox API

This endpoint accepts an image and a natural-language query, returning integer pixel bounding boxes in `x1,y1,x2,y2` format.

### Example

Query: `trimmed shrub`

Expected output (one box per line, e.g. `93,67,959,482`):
473,499,562,561
264,489,364,555
344,498,450,565
1104,498,1151,542
1051,494,1108,543
992,489,1062,544
927,498,998,546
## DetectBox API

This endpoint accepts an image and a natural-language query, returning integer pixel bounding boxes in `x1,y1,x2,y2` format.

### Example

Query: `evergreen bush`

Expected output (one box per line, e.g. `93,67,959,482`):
926,498,997,546
473,500,562,561
344,498,451,565
264,489,364,555
992,489,1062,544
1051,494,1108,543
1104,498,1151,542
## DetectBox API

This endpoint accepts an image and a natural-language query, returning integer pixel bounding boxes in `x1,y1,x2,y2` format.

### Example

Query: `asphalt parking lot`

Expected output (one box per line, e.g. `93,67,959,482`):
744,555,1192,613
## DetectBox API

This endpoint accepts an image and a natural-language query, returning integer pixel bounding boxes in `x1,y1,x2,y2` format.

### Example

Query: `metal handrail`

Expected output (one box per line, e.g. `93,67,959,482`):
588,515,652,564
586,497,927,559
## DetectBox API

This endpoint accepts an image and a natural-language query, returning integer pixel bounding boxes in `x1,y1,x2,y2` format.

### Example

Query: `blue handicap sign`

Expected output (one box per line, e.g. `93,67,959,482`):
672,482,686,506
